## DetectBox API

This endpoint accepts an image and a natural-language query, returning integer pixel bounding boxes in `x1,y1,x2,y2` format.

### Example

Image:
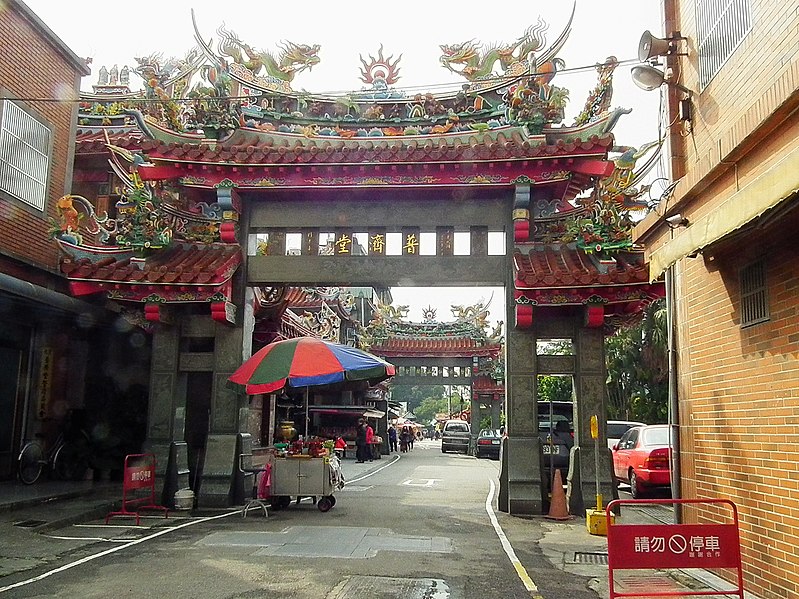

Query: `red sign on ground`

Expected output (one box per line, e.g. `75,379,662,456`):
106,453,169,526
608,522,740,569
606,498,744,599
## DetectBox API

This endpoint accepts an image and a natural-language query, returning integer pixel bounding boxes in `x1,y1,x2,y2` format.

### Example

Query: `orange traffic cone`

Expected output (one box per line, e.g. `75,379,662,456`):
545,469,574,520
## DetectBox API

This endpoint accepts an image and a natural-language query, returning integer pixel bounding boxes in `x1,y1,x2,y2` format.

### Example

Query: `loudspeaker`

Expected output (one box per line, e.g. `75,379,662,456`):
638,30,674,62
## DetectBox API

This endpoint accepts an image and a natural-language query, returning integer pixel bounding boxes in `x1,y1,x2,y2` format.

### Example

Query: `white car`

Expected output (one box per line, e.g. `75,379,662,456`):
607,420,646,450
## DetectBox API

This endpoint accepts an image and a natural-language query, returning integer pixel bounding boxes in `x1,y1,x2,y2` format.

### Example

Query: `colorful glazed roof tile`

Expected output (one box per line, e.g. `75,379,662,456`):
365,304,502,358
370,334,500,358
514,244,649,289
59,242,240,303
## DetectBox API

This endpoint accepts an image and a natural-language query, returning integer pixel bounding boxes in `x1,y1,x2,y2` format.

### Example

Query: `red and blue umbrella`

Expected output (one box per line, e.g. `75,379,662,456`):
228,337,395,395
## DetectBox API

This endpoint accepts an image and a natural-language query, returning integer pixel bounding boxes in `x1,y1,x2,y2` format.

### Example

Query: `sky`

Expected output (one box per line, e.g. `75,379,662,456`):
24,0,667,326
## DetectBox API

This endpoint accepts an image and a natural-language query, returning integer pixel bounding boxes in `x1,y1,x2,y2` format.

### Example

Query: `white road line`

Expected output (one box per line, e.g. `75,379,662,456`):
42,536,136,543
0,511,237,594
485,479,543,599
345,454,400,484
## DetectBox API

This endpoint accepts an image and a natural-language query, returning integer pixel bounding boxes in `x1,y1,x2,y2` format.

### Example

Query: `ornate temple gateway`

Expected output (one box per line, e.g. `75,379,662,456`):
364,303,505,437
59,6,664,513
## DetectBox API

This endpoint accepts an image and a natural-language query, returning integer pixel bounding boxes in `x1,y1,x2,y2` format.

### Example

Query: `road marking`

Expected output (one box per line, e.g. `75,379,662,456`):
0,511,238,594
42,535,136,543
346,454,400,484
401,479,439,487
485,479,543,599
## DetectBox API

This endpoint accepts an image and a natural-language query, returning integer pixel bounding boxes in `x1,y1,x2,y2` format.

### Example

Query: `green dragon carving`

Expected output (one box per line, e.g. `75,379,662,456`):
216,24,320,82
439,18,550,81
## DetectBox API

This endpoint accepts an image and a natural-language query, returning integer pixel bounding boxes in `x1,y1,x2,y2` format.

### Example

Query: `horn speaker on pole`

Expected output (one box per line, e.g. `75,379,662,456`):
638,30,675,62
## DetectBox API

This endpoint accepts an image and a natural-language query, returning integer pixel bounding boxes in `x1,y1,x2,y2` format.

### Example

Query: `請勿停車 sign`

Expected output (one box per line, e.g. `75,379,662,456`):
606,498,744,599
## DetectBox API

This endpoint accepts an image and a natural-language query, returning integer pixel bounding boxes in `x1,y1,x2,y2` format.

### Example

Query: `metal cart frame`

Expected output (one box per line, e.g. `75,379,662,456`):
270,454,343,512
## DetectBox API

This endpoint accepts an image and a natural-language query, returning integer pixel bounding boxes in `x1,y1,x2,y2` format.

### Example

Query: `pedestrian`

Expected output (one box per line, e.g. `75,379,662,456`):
355,418,367,463
365,419,375,462
400,426,411,452
408,428,415,450
388,424,398,453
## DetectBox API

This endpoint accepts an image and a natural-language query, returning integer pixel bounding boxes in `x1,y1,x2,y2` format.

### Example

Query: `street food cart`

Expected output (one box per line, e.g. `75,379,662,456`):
270,454,344,512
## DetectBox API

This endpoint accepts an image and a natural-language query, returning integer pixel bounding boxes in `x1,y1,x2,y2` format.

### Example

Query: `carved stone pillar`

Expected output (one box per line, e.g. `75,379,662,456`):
144,323,188,506
491,396,502,429
499,307,543,515
567,325,616,514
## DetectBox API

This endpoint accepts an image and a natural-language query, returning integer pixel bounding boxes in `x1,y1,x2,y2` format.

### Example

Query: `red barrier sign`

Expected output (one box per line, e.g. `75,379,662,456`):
606,498,744,599
106,453,169,526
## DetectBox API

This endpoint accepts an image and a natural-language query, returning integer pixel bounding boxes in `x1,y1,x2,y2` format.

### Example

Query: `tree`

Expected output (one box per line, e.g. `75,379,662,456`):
414,397,450,424
538,375,573,403
389,384,445,413
605,298,668,423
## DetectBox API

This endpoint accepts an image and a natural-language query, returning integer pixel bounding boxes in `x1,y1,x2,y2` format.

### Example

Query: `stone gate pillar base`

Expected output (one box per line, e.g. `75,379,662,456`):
197,433,251,508
566,445,617,516
499,436,544,515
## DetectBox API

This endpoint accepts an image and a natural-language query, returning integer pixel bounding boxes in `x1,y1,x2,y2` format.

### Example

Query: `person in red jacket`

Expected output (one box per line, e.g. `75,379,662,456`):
365,420,375,462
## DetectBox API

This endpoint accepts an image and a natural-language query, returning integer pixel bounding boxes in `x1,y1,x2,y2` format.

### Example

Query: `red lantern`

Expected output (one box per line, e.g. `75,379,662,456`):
585,304,604,328
144,303,160,322
515,304,533,328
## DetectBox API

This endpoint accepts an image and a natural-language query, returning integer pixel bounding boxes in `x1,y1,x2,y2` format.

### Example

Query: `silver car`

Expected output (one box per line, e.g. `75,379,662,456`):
441,420,471,454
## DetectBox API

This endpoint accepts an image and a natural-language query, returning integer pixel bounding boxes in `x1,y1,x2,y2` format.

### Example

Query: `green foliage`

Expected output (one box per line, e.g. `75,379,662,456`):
605,299,668,423
538,375,573,403
389,385,446,413
414,396,451,424
479,412,505,431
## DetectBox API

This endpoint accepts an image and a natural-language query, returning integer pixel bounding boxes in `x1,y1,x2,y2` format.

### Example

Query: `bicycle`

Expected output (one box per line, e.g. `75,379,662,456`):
17,417,93,485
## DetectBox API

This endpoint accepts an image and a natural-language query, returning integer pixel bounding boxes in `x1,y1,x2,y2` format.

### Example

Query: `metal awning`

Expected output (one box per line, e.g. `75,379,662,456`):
649,145,799,280
308,405,386,419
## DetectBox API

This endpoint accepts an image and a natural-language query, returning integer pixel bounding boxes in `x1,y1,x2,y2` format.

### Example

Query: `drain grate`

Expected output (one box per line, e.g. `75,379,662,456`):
574,551,609,565
13,519,47,528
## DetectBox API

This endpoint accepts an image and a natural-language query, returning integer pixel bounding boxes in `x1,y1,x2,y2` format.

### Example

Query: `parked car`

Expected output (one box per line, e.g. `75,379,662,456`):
612,424,672,498
538,402,574,477
607,420,646,450
441,419,471,454
475,429,502,460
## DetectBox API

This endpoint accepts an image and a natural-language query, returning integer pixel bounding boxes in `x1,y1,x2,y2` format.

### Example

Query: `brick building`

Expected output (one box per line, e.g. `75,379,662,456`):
633,1,799,596
0,0,149,481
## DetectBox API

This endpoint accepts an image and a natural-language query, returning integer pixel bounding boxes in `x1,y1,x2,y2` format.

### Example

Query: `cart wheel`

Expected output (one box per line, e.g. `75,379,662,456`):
329,495,336,507
317,496,333,512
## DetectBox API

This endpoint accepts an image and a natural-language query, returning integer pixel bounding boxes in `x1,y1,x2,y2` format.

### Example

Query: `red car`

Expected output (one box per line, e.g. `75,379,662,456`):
612,424,672,498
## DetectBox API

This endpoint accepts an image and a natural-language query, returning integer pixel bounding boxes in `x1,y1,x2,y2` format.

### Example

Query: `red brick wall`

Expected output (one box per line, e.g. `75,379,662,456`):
633,2,799,596
676,219,799,597
0,3,82,272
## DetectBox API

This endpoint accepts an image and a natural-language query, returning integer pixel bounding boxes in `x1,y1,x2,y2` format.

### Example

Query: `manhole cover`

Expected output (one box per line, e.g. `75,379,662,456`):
13,519,47,528
327,576,449,599
574,551,608,565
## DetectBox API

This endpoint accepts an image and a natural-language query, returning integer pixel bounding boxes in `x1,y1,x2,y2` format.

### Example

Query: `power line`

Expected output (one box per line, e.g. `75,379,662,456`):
4,56,644,104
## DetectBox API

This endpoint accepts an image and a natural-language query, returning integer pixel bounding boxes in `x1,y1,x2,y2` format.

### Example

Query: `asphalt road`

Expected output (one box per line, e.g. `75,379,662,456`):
0,441,607,599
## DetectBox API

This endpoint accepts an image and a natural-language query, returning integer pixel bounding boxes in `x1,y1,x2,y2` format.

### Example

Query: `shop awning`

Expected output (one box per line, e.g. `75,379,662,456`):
308,405,385,419
649,145,799,280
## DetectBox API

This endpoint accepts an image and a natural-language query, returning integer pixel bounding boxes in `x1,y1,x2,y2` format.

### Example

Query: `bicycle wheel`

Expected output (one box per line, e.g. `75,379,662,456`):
18,442,45,485
52,442,89,481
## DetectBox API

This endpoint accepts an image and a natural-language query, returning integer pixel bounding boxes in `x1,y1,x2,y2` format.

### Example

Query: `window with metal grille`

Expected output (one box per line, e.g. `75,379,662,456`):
0,100,51,211
696,0,752,89
739,259,769,327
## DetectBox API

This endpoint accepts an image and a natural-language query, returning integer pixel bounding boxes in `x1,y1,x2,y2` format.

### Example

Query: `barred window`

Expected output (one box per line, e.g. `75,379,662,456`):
0,100,51,211
696,0,752,89
740,259,769,328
